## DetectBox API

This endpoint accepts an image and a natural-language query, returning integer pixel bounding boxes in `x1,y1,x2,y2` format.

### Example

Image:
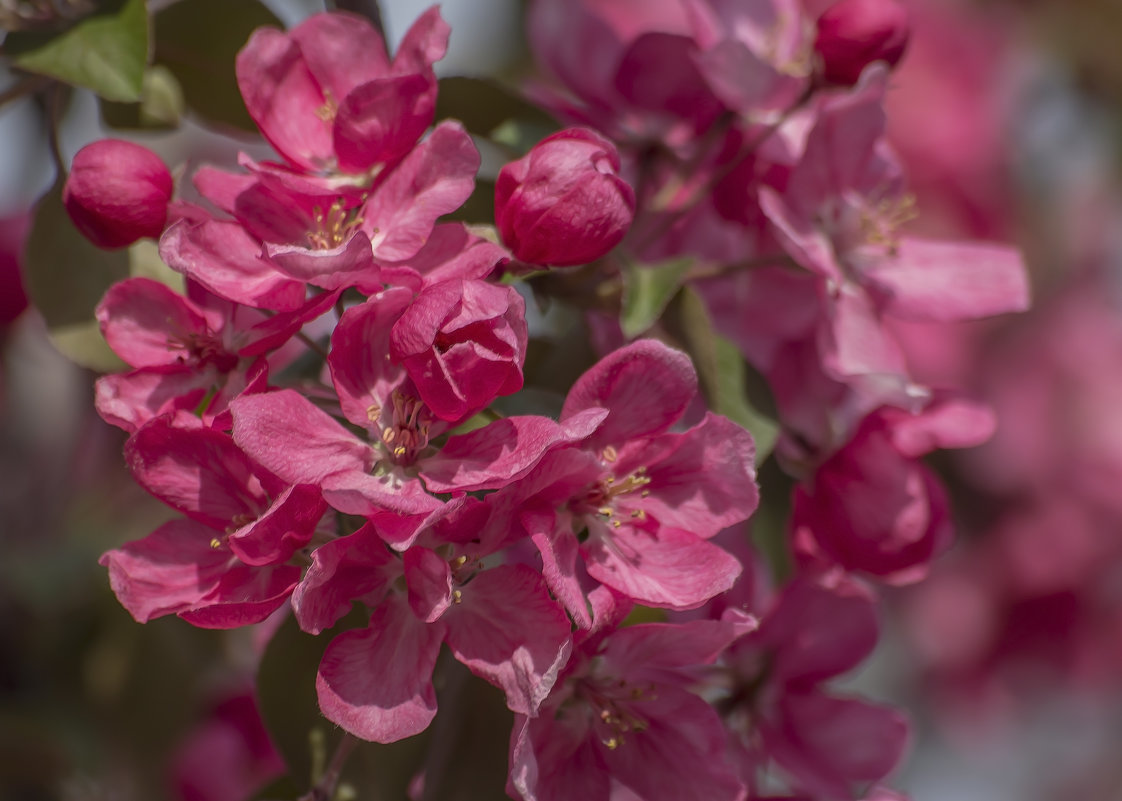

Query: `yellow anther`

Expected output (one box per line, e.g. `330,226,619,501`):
452,589,463,604
382,427,396,443
394,446,406,457
612,520,622,528
598,507,614,517
631,509,645,520
605,477,615,485
209,537,222,549
453,555,468,567
602,445,618,462
366,404,381,422
603,737,619,750
641,490,650,498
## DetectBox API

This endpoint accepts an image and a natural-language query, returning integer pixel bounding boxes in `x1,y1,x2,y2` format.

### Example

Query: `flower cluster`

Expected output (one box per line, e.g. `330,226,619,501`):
71,1,1030,799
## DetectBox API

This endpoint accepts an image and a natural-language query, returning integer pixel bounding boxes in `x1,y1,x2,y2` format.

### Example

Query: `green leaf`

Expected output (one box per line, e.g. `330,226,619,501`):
620,257,692,340
100,65,186,130
434,77,558,153
153,0,282,132
8,0,148,102
669,286,780,461
24,183,130,370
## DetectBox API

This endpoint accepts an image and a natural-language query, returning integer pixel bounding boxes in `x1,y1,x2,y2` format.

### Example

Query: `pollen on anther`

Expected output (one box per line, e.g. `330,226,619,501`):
452,589,463,604
598,506,614,517
394,446,406,457
366,404,381,422
602,445,618,462
612,520,621,528
209,537,222,549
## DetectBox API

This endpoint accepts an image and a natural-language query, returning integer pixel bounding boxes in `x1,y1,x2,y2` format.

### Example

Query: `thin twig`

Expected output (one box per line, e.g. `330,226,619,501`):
0,74,51,108
299,733,359,801
297,330,330,360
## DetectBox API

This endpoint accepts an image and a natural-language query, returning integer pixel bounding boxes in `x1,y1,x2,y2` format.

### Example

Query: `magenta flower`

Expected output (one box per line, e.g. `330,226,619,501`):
792,396,995,584
100,414,326,627
93,277,337,432
64,139,173,249
723,571,908,799
495,128,635,267
481,340,757,621
235,7,448,178
510,595,754,801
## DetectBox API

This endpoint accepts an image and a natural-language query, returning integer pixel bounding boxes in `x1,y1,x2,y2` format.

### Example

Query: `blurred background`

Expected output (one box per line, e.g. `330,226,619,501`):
3,0,1122,799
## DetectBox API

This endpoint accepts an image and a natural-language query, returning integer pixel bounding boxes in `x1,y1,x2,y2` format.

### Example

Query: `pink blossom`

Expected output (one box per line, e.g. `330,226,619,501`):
481,340,757,621
100,414,326,627
791,398,994,584
389,279,527,421
235,8,448,178
723,572,908,798
93,277,336,431
510,608,754,801
495,128,635,267
63,139,173,249
814,0,909,86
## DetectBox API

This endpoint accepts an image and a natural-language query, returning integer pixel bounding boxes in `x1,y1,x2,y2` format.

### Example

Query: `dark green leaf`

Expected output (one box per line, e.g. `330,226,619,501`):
669,286,779,461
154,0,282,132
8,0,148,102
23,183,129,370
620,257,692,339
435,77,558,152
99,65,185,130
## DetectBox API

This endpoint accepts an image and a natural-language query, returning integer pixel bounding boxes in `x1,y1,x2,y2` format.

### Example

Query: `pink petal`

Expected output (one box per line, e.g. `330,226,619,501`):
316,597,445,743
125,416,266,529
97,278,212,368
420,409,608,493
444,565,572,716
764,690,908,798
583,523,742,609
364,121,480,262
562,339,697,448
100,519,298,627
861,237,1030,322
403,546,453,623
328,288,412,429
160,219,307,311
617,413,759,538
230,389,375,484
334,74,435,174
236,26,332,172
292,523,397,634
290,11,391,99
390,6,451,75
94,367,216,433
227,484,326,566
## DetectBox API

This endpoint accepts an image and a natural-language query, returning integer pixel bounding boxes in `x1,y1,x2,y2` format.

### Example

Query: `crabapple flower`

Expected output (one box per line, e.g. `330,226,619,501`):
235,7,448,178
495,128,635,267
723,571,908,799
389,279,527,421
100,414,326,627
792,397,995,583
510,600,755,801
815,0,910,86
63,139,173,249
481,339,757,622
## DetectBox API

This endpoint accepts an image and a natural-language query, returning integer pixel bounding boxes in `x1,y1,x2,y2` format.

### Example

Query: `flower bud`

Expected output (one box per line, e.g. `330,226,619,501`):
63,139,173,249
815,0,909,86
494,128,635,267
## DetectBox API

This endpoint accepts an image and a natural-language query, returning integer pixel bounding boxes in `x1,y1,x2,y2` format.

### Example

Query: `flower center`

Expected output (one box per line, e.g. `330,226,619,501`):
306,198,364,250
369,392,432,466
575,675,655,750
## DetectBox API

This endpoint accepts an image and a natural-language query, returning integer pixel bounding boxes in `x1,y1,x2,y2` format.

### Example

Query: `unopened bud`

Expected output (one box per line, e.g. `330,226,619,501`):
63,139,173,249
815,0,910,86
494,128,635,268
